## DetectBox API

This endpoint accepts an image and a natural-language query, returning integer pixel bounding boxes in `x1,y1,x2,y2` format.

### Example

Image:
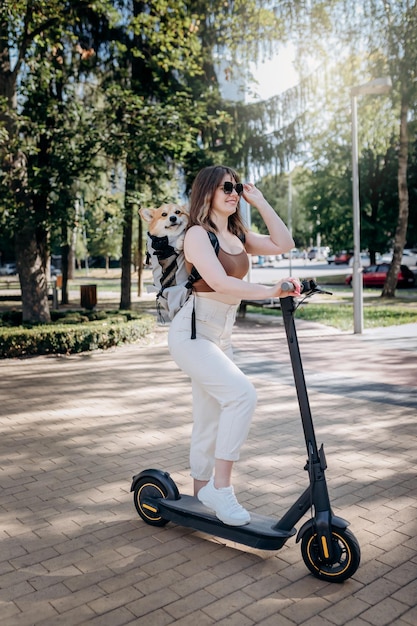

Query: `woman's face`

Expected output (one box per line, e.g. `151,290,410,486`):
210,174,242,219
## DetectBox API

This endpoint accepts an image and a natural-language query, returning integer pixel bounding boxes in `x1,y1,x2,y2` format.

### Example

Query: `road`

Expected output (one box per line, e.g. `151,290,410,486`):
249,258,352,285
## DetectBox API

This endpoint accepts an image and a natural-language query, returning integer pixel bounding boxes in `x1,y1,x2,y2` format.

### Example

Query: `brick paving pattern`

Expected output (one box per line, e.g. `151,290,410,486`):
1,314,416,625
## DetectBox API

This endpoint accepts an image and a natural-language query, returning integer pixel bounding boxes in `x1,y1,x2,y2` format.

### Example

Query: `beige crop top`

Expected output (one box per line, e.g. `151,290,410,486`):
187,247,250,293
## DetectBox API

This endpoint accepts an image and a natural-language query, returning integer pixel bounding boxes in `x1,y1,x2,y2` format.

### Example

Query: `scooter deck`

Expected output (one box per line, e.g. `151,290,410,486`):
155,494,296,550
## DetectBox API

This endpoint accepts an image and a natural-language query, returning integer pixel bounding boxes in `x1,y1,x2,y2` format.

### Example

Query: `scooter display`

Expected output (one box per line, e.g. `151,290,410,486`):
131,279,361,582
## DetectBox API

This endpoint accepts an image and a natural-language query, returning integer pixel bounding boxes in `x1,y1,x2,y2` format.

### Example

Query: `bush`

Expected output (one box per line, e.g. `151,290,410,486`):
0,309,155,358
0,310,24,326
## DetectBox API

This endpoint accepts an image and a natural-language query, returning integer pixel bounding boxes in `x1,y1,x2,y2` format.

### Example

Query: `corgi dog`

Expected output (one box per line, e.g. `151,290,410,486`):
139,203,190,295
139,203,189,252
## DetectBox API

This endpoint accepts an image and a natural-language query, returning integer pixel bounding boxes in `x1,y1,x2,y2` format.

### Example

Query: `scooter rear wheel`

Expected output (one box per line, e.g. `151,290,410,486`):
301,526,360,582
133,476,170,527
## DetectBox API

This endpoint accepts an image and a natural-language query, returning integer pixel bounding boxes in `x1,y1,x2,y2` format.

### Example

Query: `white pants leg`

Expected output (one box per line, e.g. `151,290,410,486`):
168,295,257,481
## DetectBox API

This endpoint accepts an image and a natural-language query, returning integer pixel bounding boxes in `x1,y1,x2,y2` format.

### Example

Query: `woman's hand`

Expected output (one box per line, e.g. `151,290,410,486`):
277,277,301,297
242,183,265,208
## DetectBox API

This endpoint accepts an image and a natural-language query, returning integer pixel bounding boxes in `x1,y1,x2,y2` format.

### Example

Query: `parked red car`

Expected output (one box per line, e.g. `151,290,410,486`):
331,251,353,265
345,263,415,288
327,250,353,265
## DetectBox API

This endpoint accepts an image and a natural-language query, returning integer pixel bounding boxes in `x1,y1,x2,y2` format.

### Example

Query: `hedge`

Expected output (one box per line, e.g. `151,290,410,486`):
0,311,156,358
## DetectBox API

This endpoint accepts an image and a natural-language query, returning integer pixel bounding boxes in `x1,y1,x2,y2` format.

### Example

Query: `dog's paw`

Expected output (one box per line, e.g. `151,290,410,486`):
174,234,185,252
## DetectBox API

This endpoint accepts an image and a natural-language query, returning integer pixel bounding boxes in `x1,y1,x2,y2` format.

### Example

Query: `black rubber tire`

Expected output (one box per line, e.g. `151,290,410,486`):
133,476,170,527
301,526,361,582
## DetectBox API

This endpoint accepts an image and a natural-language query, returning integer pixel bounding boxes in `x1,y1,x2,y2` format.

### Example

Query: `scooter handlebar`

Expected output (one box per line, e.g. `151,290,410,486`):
281,279,332,296
280,281,295,292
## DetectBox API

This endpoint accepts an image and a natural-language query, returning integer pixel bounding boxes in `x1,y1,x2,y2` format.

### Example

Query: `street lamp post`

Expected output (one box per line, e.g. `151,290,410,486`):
350,77,392,334
288,170,293,275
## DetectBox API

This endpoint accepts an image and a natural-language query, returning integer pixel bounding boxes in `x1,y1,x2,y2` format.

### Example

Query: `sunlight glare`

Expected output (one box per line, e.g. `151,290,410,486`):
246,44,299,102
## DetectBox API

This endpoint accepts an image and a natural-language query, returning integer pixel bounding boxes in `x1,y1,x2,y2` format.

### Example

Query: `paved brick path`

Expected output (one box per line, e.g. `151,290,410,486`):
1,315,416,625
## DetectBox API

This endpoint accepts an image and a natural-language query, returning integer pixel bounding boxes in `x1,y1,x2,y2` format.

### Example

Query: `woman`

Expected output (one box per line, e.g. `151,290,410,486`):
168,165,299,526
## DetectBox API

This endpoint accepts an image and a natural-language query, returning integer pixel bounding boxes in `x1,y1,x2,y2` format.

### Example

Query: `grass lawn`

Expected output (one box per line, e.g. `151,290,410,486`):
246,286,417,331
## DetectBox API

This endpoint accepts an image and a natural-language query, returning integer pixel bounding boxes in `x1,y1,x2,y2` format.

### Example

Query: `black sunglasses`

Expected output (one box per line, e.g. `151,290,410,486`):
220,181,244,195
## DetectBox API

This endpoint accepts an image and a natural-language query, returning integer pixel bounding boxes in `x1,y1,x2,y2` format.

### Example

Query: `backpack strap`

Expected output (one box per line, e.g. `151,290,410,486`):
186,231,220,288
188,231,219,339
208,230,221,250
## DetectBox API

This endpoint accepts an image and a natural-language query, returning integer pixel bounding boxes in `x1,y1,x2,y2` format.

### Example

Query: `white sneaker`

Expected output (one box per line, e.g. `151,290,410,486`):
197,478,250,526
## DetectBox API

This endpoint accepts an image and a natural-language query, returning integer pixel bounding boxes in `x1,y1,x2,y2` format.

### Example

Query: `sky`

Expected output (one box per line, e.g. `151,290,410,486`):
246,44,299,102
217,44,299,103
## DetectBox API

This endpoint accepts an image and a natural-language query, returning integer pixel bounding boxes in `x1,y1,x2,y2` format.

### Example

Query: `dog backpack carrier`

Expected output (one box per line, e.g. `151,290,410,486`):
145,230,220,336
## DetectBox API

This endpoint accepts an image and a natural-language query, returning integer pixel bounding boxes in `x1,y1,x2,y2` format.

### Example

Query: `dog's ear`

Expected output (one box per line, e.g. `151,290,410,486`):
139,207,155,223
182,204,190,215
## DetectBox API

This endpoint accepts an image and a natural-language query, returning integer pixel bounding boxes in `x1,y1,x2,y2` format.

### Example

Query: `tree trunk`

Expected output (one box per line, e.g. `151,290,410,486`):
119,0,143,309
382,96,409,298
61,222,69,305
16,224,50,323
5,140,51,322
68,220,77,280
119,166,134,309
60,242,70,306
137,212,143,296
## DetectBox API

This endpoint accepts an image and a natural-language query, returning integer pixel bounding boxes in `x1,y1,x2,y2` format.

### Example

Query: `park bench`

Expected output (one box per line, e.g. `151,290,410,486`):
237,298,282,318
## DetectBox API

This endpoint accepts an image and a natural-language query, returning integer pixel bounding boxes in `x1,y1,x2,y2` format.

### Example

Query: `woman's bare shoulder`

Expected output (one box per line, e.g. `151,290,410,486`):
185,225,208,240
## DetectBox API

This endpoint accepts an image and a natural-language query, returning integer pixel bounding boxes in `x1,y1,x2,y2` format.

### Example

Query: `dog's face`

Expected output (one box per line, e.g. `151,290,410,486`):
139,204,189,238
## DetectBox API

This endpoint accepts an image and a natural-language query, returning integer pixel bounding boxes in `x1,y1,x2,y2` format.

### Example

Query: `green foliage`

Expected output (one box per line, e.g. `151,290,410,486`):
129,0,203,76
246,301,417,332
0,308,155,358
84,193,124,261
0,1,113,230
297,154,353,253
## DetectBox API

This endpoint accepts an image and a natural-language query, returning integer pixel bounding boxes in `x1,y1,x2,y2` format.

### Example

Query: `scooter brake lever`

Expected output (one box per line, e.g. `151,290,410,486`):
300,279,332,296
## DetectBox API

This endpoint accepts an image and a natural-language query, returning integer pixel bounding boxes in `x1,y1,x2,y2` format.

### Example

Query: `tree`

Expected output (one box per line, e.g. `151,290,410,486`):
0,0,113,321
285,1,417,297
407,126,417,247
363,1,417,296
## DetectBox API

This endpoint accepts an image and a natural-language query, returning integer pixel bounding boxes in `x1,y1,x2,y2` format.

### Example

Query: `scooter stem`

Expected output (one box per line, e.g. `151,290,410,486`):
280,294,319,458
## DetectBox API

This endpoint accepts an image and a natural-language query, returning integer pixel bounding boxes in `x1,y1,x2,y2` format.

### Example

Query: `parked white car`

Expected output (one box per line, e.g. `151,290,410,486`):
0,263,17,276
348,253,382,267
381,249,417,267
307,247,329,261
401,249,417,266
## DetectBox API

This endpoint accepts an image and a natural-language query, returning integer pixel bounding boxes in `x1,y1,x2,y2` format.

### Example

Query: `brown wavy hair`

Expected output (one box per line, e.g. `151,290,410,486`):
188,165,248,238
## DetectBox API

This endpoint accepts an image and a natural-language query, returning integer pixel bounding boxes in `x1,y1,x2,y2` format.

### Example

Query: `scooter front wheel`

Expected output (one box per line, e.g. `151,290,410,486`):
301,526,360,583
133,476,171,527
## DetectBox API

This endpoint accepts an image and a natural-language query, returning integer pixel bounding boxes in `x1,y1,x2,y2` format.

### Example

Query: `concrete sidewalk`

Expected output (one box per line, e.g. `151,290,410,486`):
0,315,416,625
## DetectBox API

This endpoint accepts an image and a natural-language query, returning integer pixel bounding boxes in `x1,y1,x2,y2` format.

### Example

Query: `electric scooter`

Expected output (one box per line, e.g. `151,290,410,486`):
131,279,361,583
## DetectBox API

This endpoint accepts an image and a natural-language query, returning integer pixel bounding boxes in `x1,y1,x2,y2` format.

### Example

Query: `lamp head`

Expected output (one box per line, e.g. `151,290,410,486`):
351,77,392,97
